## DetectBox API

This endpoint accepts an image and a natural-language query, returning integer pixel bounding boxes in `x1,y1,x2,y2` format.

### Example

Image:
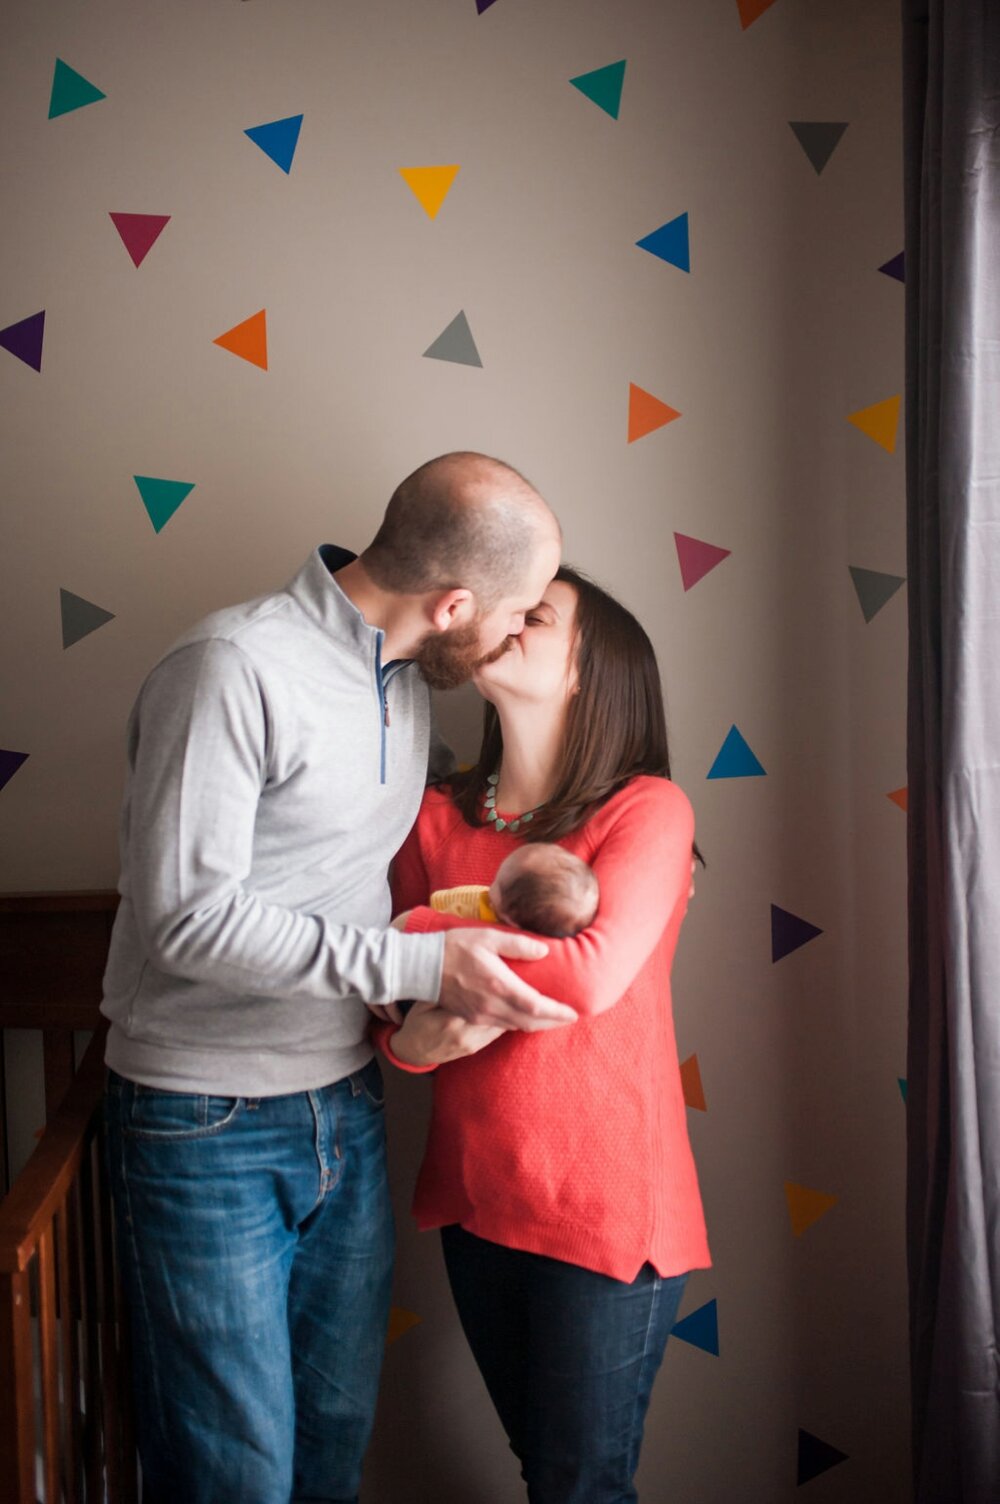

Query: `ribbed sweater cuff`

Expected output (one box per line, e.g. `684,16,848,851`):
387,928,445,1003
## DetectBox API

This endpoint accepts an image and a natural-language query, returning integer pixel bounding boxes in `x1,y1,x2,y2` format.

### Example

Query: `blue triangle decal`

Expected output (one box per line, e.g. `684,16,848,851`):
707,725,765,779
244,114,304,174
672,1299,719,1356
771,905,823,962
636,212,690,272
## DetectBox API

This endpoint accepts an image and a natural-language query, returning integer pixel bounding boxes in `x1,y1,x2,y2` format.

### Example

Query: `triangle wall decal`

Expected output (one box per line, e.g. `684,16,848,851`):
0,311,45,372
672,1299,719,1355
674,533,730,591
60,589,115,648
707,726,765,780
423,311,482,368
771,905,822,962
214,310,268,370
789,121,848,175
0,751,29,795
133,476,196,533
628,384,680,442
846,394,901,453
49,59,106,118
399,165,461,220
636,213,690,272
109,213,171,268
849,566,905,623
244,114,304,174
569,60,626,119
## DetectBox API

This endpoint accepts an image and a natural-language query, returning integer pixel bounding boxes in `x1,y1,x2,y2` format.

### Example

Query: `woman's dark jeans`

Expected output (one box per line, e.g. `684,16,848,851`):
441,1224,688,1504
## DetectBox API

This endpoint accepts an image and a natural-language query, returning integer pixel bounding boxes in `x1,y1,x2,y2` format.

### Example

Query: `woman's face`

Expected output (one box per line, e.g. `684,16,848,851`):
472,579,579,708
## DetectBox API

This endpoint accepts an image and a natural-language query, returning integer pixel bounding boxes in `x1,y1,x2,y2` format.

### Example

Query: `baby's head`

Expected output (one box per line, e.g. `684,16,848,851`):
489,844,599,939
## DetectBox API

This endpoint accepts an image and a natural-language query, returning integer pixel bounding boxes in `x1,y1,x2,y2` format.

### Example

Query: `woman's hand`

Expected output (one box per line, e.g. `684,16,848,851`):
390,999,505,1066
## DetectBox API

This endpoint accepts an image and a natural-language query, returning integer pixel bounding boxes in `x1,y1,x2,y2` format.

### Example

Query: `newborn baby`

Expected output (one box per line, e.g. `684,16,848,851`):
430,843,599,939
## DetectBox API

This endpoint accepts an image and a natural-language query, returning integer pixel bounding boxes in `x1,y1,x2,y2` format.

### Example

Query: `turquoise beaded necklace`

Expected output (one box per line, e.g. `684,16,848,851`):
483,771,538,834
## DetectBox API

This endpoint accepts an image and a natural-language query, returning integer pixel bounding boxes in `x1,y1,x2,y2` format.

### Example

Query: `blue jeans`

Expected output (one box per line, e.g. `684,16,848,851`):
441,1225,688,1504
104,1060,393,1504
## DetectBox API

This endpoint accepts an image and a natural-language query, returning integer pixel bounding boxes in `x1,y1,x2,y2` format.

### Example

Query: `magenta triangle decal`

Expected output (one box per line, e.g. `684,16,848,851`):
674,533,731,591
109,213,171,268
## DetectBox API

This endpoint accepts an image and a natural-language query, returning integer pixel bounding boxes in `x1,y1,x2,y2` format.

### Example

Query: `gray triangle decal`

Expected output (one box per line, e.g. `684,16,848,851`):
60,588,115,648
423,310,483,368
789,121,848,174
848,566,905,623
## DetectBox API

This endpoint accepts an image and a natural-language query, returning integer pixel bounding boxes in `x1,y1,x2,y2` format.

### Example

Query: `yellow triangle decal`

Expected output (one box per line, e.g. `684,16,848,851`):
846,394,901,453
399,165,461,220
784,1181,838,1237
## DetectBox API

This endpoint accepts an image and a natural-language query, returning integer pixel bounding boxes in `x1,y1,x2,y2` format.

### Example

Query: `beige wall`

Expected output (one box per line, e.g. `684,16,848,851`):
1,1,908,1499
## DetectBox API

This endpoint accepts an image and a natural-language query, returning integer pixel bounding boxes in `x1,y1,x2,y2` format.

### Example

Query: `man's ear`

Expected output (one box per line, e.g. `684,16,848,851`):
427,587,476,633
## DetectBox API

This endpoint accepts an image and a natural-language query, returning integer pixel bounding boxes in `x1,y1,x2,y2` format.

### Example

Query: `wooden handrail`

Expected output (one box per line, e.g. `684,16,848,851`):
0,1027,107,1275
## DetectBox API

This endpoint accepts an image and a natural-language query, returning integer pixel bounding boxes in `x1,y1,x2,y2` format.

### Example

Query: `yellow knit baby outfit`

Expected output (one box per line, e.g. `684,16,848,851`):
429,885,497,922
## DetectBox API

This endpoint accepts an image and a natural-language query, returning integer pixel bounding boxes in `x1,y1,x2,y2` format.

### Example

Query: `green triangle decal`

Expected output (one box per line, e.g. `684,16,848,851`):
134,475,195,533
49,58,106,119
569,60,626,120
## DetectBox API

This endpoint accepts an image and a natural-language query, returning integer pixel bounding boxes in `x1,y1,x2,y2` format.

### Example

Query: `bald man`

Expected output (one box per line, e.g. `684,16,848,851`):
101,453,569,1504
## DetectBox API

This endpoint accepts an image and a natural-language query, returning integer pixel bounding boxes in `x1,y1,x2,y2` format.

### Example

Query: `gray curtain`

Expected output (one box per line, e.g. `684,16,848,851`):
904,2,1000,1501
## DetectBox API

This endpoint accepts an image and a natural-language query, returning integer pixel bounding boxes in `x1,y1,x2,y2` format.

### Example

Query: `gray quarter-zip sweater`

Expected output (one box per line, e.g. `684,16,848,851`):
101,545,445,1095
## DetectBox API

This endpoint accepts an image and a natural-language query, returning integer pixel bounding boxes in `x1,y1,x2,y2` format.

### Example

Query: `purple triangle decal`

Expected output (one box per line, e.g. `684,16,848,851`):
771,904,823,962
0,750,29,794
878,251,905,283
0,310,45,372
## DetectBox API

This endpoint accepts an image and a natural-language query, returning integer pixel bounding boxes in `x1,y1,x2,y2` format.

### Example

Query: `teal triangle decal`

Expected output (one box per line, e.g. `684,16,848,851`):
134,475,195,533
244,114,304,175
60,589,115,648
49,58,106,119
672,1299,719,1356
569,60,626,120
707,725,765,779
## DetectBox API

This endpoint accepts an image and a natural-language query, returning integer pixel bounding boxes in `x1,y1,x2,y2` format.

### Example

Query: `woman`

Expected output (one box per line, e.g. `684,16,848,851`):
377,566,710,1503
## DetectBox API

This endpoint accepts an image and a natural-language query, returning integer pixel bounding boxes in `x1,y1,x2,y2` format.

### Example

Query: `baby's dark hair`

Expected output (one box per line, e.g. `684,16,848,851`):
498,848,599,938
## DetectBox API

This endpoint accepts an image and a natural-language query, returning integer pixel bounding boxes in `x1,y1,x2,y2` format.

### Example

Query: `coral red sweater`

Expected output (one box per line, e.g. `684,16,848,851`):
379,776,711,1283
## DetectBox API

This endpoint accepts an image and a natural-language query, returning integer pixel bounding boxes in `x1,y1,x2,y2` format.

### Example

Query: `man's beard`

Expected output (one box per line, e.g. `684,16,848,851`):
415,622,512,691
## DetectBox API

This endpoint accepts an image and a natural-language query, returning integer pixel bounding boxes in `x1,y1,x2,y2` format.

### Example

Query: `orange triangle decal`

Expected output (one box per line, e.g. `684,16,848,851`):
680,1054,707,1111
784,1181,838,1237
386,1306,422,1345
399,165,461,220
887,787,908,811
213,309,268,370
737,0,778,28
846,394,900,453
628,383,681,443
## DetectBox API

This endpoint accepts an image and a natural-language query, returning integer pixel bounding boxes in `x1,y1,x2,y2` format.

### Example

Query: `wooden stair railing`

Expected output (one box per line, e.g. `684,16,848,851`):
0,1026,137,1504
0,891,137,1503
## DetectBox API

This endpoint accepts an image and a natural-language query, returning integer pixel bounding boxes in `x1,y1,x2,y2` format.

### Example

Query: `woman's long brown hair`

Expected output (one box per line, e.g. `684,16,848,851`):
449,565,677,843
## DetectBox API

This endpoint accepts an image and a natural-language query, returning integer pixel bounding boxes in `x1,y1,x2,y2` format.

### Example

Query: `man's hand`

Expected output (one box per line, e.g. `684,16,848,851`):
437,928,577,1032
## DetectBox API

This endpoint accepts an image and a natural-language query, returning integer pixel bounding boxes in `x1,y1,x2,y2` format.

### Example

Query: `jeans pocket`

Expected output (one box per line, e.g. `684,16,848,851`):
355,1059,386,1109
123,1085,243,1140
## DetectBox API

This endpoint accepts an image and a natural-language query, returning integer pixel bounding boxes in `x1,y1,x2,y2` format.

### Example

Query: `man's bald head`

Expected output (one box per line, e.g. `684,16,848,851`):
361,452,560,608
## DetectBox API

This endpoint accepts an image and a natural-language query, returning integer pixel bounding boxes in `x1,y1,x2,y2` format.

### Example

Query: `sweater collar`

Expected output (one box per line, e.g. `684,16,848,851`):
285,544,384,654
